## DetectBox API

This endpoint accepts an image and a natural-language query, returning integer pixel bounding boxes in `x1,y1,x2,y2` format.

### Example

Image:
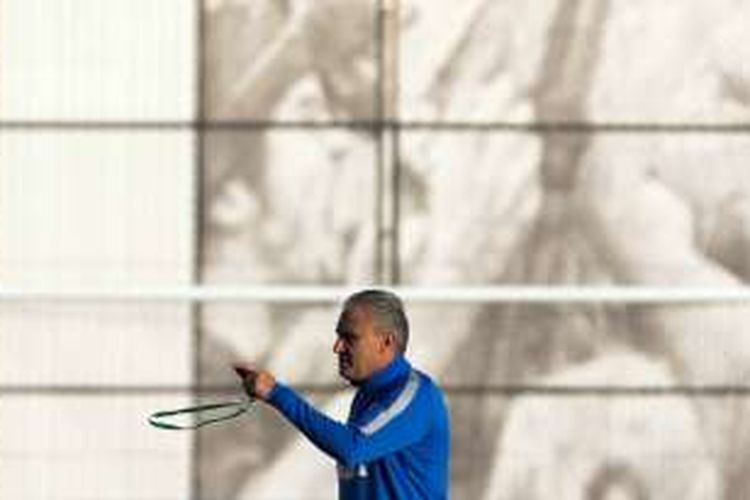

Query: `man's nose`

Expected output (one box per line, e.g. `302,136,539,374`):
333,337,344,353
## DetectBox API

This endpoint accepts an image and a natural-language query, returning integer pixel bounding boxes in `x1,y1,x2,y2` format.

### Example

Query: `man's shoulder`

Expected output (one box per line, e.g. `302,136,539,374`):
411,368,447,406
411,366,441,388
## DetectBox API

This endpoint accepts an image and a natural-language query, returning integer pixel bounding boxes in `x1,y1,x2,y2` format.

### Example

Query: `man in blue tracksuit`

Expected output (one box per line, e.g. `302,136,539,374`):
234,289,450,499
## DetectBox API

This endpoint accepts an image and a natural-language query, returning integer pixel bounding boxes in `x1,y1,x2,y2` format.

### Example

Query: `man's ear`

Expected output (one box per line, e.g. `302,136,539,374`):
381,331,395,352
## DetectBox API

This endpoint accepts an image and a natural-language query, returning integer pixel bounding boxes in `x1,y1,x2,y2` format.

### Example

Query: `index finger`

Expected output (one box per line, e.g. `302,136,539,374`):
232,364,253,378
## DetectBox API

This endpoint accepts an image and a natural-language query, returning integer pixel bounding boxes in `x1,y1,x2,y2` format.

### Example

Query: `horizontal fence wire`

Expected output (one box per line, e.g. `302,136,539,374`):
1,285,750,303
1,120,750,133
5,384,750,397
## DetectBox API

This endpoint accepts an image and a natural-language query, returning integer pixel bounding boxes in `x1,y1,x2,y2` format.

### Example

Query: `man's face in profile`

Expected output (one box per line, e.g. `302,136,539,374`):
333,306,390,384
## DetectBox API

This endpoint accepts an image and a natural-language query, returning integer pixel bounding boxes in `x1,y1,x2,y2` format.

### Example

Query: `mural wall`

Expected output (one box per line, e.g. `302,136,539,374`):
199,1,750,499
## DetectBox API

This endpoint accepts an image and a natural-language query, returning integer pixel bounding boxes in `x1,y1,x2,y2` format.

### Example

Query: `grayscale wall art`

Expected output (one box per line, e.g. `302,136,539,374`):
198,1,750,499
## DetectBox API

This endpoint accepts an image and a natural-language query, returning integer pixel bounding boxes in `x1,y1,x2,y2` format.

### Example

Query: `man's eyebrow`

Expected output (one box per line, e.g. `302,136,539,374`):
336,325,357,337
335,323,350,334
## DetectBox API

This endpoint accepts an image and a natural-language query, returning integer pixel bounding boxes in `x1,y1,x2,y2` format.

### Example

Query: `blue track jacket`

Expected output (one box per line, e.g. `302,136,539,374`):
268,355,450,499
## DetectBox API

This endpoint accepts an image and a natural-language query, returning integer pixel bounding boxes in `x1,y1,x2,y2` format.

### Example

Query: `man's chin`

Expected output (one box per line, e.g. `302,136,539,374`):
338,365,361,385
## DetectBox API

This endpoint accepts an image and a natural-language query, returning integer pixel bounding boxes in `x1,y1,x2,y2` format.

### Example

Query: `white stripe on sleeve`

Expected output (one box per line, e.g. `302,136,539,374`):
360,371,421,436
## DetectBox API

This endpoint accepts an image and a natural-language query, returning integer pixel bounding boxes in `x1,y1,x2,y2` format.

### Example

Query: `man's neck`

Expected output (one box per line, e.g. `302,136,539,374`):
358,354,409,393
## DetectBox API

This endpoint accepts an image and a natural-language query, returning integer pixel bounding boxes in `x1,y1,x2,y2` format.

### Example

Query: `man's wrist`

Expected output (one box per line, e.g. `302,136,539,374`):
267,380,282,401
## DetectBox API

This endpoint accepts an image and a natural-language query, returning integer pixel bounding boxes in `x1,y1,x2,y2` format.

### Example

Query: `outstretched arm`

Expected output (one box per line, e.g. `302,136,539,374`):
234,366,431,468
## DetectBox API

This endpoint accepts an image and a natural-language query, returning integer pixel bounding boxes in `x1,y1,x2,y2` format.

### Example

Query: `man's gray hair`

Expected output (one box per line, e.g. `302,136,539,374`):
343,289,410,353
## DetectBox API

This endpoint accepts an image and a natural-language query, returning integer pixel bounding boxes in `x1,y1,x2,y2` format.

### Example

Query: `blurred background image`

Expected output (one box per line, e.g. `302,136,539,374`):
2,0,750,499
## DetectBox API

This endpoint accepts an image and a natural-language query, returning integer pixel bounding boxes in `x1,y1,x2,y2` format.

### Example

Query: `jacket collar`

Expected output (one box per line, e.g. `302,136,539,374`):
359,354,411,395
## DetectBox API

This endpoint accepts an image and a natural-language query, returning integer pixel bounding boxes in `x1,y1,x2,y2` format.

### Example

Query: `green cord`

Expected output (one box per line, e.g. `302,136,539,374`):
149,370,258,430
148,399,254,430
